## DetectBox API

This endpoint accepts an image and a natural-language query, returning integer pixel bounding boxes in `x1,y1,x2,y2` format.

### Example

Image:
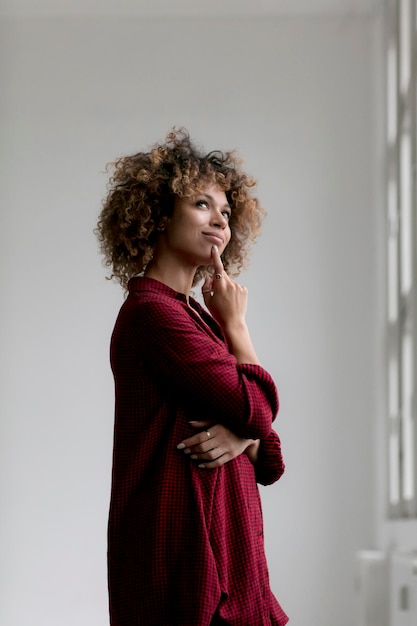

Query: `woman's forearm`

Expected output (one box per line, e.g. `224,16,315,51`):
223,321,260,365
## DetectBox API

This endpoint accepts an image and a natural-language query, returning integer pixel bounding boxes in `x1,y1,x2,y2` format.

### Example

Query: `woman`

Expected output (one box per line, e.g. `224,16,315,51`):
96,129,288,625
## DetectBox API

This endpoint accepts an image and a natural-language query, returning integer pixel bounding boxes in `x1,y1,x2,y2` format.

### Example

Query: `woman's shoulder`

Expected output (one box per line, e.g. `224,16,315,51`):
126,276,186,307
116,277,188,325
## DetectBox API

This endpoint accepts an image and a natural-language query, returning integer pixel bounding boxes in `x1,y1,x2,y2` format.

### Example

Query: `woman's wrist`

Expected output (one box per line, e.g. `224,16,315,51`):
245,439,260,465
223,321,260,365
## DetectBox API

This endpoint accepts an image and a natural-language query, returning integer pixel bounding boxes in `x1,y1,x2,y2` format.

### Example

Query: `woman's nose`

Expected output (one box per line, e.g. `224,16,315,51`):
211,210,228,228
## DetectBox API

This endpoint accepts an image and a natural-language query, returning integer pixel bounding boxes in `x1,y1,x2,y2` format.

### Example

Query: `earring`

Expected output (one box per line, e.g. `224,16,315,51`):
157,216,168,232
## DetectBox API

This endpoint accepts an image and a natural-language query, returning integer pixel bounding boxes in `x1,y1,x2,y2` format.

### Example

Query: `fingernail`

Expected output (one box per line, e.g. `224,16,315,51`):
199,464,206,469
177,443,185,449
213,245,218,253
191,455,197,459
184,448,191,454
188,421,198,424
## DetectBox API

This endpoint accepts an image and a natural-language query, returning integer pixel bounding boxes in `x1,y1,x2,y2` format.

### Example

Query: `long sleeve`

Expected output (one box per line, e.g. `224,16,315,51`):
255,429,286,486
125,294,279,440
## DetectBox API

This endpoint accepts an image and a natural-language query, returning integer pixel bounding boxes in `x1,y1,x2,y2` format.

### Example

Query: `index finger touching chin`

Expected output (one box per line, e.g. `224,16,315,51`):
211,245,225,275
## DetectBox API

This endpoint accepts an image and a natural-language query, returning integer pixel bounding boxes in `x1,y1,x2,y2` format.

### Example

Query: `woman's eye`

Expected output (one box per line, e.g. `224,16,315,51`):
196,200,209,208
222,210,231,220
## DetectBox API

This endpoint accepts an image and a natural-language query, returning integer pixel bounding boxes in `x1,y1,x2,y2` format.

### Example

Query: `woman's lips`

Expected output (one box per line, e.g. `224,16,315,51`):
202,232,224,245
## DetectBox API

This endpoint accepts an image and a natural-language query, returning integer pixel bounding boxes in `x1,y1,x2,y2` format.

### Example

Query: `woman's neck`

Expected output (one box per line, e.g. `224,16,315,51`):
144,260,195,297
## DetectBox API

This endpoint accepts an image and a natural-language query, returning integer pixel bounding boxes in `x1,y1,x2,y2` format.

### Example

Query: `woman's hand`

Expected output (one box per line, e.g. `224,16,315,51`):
202,245,260,365
202,245,248,330
177,420,259,468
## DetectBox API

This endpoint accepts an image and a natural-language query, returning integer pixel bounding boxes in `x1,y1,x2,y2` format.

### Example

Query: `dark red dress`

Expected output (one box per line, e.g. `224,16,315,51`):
108,277,288,625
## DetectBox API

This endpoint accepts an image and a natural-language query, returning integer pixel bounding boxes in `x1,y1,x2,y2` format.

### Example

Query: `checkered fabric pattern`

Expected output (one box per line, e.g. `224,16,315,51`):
108,277,288,626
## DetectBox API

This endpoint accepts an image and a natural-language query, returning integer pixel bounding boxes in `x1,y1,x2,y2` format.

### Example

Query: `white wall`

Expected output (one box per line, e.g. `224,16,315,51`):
0,15,382,626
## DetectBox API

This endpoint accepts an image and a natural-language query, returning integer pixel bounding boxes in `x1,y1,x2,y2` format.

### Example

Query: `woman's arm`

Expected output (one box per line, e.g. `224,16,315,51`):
177,420,258,468
133,250,278,440
177,421,284,485
137,300,278,440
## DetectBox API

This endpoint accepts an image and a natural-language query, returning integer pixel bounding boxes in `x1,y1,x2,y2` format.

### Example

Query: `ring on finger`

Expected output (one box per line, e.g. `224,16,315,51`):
206,430,211,440
215,273,222,280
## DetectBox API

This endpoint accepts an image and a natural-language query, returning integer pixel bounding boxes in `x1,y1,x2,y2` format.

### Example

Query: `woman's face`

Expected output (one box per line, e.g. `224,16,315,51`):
162,183,232,268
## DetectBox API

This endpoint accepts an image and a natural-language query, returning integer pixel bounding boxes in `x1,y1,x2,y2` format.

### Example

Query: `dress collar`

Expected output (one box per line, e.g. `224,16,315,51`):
128,276,188,304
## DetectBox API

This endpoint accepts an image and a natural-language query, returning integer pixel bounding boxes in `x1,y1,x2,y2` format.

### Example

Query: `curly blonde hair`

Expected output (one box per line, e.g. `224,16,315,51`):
96,128,265,289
